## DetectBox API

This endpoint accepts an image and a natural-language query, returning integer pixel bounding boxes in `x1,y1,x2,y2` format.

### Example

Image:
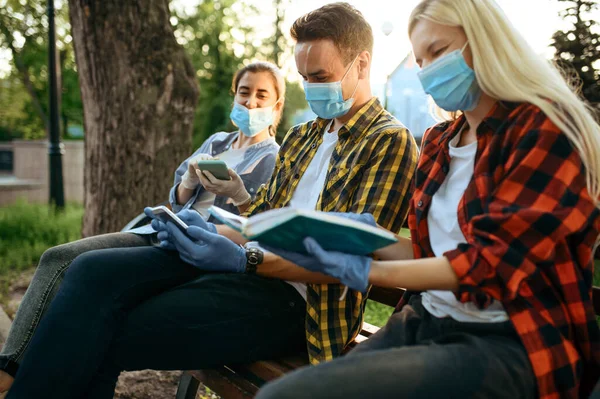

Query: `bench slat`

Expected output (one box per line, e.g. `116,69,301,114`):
190,368,256,399
367,286,404,307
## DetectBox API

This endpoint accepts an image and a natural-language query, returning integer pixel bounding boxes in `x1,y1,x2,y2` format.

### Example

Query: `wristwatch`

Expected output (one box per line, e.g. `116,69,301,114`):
244,246,263,274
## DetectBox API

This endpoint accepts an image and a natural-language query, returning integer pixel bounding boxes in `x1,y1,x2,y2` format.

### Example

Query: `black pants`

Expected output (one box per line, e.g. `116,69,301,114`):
7,246,306,399
257,295,537,399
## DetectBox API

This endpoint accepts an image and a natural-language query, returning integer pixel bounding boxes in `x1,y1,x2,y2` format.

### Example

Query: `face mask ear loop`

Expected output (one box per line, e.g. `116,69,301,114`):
340,54,360,82
341,54,361,101
460,41,469,54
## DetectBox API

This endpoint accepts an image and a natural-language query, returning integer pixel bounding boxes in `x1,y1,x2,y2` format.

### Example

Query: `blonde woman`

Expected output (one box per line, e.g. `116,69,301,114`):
256,1,600,398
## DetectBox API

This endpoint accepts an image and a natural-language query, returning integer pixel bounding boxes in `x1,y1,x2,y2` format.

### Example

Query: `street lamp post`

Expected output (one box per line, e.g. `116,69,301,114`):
47,0,65,209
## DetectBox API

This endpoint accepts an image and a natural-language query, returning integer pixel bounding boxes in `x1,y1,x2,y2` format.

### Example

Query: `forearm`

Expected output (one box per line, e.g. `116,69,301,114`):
256,251,339,283
176,184,195,205
368,256,459,291
373,235,414,260
216,224,248,245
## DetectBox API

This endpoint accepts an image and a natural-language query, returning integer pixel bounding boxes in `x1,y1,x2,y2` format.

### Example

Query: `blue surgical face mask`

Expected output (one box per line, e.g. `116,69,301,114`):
417,42,482,112
303,55,360,119
230,101,278,137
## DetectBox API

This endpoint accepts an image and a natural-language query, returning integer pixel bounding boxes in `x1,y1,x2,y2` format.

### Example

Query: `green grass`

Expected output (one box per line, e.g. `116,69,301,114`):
0,201,84,274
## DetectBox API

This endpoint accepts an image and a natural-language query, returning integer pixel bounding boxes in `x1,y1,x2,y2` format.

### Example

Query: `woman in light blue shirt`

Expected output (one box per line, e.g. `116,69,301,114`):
0,61,284,391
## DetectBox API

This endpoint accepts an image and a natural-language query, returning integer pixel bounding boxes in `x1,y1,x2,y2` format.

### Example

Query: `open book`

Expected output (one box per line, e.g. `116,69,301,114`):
208,205,397,255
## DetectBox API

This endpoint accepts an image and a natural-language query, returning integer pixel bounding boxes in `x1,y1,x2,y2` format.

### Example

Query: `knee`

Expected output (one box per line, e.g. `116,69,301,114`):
38,244,70,271
62,250,113,289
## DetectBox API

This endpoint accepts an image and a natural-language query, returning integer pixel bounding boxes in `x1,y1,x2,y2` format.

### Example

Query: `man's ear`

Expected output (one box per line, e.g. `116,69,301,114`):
357,50,371,80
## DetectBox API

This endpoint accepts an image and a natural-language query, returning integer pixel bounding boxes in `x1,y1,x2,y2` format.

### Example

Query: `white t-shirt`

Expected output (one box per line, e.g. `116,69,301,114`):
421,133,508,323
192,146,247,219
280,121,340,301
288,122,340,210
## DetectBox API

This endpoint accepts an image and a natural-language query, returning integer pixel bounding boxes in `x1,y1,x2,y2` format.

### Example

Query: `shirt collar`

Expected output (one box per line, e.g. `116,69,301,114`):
211,132,277,154
438,101,521,148
309,97,384,141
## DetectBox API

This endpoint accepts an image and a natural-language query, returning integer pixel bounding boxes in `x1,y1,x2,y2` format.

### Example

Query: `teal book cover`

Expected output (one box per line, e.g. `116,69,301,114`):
250,216,396,255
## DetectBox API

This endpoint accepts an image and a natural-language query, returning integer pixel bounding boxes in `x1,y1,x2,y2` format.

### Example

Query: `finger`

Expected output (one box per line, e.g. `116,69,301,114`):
177,209,195,222
228,168,239,179
144,207,156,220
166,222,197,254
151,219,167,232
196,170,213,188
157,230,170,242
159,240,175,250
303,237,328,262
202,170,219,185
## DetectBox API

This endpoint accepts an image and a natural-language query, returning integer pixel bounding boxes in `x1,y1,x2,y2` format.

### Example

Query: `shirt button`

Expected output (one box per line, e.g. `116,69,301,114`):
249,188,254,193
418,200,423,207
294,173,300,179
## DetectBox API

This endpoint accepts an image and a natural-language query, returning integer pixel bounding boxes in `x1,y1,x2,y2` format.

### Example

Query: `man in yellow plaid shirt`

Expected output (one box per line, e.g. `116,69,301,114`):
4,4,418,395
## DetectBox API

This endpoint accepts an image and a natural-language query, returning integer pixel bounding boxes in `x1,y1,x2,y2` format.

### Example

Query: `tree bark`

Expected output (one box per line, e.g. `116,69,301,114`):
68,0,199,236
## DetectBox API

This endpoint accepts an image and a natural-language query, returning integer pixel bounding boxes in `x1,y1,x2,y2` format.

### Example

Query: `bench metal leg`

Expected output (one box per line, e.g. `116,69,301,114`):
176,371,200,399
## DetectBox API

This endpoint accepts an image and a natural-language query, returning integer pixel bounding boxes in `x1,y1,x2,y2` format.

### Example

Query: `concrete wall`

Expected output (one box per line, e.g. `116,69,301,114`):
0,140,84,206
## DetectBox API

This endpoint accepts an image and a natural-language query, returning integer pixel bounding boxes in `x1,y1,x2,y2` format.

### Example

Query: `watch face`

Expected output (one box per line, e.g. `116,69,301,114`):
248,254,260,265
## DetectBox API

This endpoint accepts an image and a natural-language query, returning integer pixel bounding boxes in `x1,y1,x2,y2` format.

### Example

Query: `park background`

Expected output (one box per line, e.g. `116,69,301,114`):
0,0,599,397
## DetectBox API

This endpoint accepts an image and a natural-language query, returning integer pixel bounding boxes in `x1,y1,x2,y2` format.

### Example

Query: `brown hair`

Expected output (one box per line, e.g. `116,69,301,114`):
290,2,373,64
231,61,286,136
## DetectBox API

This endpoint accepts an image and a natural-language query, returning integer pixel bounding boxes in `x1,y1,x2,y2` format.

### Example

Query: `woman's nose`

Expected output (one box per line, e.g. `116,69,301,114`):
246,97,258,109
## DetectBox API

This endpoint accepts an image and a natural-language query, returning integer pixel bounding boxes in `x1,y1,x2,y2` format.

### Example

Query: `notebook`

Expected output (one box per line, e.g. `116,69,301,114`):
208,205,397,255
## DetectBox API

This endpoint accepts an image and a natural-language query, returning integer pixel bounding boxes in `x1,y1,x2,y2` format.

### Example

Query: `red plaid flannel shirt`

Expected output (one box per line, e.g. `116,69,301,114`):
398,102,600,398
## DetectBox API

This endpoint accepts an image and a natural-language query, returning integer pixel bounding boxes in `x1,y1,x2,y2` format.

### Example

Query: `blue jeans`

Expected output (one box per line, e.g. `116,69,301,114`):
0,232,151,376
256,296,537,399
7,246,306,399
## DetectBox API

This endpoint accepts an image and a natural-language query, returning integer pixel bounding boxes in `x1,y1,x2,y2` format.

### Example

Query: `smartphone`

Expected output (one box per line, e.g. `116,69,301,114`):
148,206,189,235
196,159,231,180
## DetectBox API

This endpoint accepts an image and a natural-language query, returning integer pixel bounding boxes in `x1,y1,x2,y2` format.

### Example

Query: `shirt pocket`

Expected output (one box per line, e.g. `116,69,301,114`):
325,164,364,192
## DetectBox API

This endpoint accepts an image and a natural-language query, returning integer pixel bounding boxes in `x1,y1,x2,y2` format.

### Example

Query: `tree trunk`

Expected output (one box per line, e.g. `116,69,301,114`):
68,0,199,236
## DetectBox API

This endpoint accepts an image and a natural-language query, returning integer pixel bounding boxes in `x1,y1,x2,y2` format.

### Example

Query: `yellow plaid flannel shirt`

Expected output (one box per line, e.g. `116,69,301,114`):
244,98,418,364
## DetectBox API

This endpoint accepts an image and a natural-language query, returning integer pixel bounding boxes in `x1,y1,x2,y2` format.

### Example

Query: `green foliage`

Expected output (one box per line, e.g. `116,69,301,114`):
364,300,393,327
0,0,83,141
552,0,600,105
0,201,83,273
174,0,263,149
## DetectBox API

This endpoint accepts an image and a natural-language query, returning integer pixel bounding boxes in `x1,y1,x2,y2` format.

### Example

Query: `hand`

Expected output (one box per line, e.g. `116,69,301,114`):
181,154,214,190
144,207,175,250
328,212,377,227
262,237,371,292
166,222,246,273
176,209,217,234
197,169,251,206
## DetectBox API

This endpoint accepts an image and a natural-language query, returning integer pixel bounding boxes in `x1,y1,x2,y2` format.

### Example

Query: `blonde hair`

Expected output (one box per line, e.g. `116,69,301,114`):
409,0,600,207
232,61,286,136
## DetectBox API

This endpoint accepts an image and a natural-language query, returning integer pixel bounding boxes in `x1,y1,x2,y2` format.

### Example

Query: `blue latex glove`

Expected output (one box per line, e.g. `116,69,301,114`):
262,237,371,292
176,209,218,234
166,222,246,273
328,212,377,227
143,207,175,250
